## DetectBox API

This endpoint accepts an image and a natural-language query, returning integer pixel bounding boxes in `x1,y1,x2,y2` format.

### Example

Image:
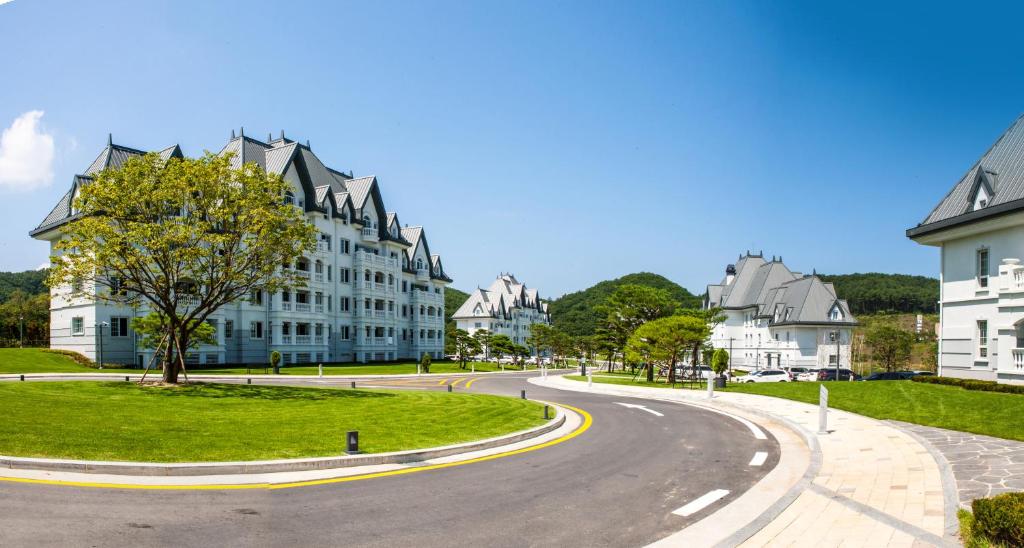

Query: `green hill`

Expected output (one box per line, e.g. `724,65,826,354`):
0,270,47,303
549,272,701,336
444,287,470,332
818,273,938,315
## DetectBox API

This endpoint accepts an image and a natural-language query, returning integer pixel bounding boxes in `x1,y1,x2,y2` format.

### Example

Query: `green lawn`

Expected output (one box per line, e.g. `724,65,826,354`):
0,381,546,461
0,348,136,374
199,360,526,376
566,375,1024,441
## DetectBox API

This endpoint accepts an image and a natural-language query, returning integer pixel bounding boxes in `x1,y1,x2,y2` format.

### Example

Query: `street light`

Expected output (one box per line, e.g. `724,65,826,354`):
18,315,24,348
830,330,840,380
96,321,109,369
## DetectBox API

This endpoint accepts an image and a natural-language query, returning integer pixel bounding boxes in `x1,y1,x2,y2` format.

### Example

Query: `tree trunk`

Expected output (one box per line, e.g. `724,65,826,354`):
646,360,654,382
161,328,179,384
668,355,677,384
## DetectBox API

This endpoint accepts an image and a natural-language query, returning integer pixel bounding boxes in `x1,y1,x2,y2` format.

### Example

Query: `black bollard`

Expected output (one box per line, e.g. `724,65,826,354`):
20,374,24,381
125,376,129,382
544,405,549,420
247,378,251,385
521,389,526,399
447,384,453,393
351,381,356,389
346,430,360,454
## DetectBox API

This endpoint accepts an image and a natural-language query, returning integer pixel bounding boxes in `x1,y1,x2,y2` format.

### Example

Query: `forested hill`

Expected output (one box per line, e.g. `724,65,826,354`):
0,270,47,303
444,287,470,331
818,273,938,315
549,272,702,336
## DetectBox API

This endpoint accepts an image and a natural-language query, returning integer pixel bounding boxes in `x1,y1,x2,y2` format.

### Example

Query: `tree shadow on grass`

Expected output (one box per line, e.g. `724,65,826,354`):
99,382,396,401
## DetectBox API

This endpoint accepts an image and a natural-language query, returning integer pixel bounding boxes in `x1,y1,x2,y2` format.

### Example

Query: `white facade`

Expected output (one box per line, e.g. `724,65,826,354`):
452,274,550,347
32,132,451,366
705,253,857,370
908,114,1024,384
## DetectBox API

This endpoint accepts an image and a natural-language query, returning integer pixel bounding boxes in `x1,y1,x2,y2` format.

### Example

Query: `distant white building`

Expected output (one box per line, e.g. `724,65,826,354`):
452,274,550,347
908,114,1024,384
31,131,451,366
704,252,857,370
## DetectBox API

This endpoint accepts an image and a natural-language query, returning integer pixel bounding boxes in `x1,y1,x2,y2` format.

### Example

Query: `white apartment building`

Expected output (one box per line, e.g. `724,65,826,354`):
452,274,550,346
30,131,451,366
908,114,1024,384
704,252,857,370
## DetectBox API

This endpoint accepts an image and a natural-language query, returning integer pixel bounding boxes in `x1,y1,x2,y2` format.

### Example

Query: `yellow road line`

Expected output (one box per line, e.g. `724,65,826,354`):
436,377,450,386
0,404,592,492
449,377,467,388
464,377,480,389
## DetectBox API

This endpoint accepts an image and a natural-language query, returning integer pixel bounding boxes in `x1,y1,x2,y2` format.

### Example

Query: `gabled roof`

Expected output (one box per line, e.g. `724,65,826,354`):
909,114,1024,238
345,176,375,210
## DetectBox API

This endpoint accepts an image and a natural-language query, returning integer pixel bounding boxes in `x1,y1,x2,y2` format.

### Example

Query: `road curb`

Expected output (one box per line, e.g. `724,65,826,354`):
0,368,555,381
0,405,565,477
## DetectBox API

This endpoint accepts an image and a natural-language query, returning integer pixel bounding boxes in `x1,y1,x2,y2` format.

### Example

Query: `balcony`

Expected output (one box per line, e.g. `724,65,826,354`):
295,303,311,312
176,294,201,309
315,304,324,313
374,310,386,319
295,270,311,280
281,302,292,311
353,251,397,270
314,273,324,283
316,241,330,254
281,335,292,345
1014,348,1024,369
999,259,1024,293
361,227,379,242
374,282,387,292
314,336,324,345
373,337,387,346
295,335,311,345
416,269,430,281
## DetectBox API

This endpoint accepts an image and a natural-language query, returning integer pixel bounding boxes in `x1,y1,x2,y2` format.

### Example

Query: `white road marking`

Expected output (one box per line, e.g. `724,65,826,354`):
672,489,730,517
749,451,768,466
614,402,664,417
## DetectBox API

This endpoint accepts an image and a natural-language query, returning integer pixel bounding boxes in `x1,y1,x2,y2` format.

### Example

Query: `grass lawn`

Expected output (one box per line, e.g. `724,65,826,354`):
0,381,546,461
566,374,1024,442
198,360,530,376
0,348,136,374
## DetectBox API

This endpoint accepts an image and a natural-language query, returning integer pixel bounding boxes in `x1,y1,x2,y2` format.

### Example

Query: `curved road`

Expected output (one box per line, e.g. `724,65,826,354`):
0,373,779,547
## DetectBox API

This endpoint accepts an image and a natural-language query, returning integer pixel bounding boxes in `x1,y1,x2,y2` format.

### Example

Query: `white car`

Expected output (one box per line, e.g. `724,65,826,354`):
786,367,812,381
796,368,821,382
741,369,791,383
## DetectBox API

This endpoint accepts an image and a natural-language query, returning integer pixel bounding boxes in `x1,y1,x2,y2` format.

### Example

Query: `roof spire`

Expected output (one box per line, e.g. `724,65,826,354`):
268,132,272,142
231,129,236,139
107,133,113,147
239,126,245,138
306,139,311,149
280,130,285,140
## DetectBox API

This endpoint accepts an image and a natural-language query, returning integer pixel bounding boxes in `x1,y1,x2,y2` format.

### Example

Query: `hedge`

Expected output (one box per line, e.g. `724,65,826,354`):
912,374,1024,395
972,492,1024,546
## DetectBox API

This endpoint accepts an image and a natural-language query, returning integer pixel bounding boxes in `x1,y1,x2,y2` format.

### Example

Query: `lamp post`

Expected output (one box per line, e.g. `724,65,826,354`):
96,321,109,369
830,330,840,380
18,315,24,348
728,337,734,378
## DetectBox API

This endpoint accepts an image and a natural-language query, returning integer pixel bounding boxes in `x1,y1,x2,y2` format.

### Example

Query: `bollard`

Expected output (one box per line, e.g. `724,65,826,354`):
351,381,356,389
20,374,24,381
818,385,829,434
346,430,360,454
247,378,251,385
707,374,713,399
587,373,592,388
126,376,130,382
521,389,526,400
544,405,549,420
447,384,452,393
318,363,323,378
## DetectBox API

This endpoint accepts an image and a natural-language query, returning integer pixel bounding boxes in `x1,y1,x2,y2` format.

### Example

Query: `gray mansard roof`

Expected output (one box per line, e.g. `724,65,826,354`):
909,114,1024,238
30,131,448,277
705,252,857,327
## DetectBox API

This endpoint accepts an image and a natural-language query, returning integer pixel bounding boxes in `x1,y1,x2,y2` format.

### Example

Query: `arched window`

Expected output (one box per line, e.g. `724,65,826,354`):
315,260,323,274
284,191,295,205
416,258,424,270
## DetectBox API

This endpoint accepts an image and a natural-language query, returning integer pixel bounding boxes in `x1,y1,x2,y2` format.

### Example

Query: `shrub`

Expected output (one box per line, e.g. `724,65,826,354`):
972,492,1024,546
913,375,1024,395
42,349,95,367
420,353,432,374
270,351,281,373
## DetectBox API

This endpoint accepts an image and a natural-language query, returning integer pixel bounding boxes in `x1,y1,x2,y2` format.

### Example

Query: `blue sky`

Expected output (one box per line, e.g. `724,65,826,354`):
2,1,1024,298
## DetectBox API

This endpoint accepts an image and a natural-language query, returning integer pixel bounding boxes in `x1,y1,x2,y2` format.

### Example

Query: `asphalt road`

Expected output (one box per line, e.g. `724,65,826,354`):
0,373,779,547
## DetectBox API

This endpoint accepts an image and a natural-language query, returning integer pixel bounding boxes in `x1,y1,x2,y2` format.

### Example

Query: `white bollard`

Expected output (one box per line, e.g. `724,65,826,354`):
818,385,829,434
707,374,713,399
417,363,421,376
318,363,323,378
587,373,593,388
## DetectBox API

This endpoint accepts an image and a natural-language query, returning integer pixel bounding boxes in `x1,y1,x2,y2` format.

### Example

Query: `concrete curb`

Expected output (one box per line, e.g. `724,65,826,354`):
886,420,963,543
0,405,564,476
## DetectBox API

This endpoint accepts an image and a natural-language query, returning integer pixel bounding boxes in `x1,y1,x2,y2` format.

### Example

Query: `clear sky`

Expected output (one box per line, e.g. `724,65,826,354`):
2,1,1024,298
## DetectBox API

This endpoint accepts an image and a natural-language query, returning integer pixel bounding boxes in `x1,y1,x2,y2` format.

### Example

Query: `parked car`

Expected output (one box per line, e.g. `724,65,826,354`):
786,367,812,381
863,371,915,381
797,368,821,382
817,368,858,381
911,371,935,377
741,369,791,383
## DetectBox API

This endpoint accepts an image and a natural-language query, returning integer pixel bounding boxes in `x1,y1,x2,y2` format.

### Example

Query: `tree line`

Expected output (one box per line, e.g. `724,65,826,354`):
818,273,938,315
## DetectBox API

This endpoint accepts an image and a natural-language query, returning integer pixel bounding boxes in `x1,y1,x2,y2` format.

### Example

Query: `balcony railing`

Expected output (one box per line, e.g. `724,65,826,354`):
176,294,201,308
416,269,430,281
361,227,379,242
281,302,292,311
281,335,292,345
374,310,386,319
373,337,387,346
295,303,311,312
295,270,311,279
314,273,324,283
295,335,311,345
1014,348,1024,369
316,241,330,254
353,251,397,270
315,304,324,313
314,336,324,345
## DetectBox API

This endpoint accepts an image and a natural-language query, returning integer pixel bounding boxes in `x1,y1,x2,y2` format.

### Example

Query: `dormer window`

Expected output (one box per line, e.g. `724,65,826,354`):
829,305,843,321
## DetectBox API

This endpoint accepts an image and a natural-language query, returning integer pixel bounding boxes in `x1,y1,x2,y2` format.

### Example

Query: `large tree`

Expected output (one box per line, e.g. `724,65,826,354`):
626,315,710,383
48,152,318,383
446,328,481,369
865,324,914,372
596,284,678,372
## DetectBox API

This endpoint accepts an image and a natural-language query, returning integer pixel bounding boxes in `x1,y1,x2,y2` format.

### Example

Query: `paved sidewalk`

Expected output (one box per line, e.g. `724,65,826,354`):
891,420,1024,507
534,376,959,547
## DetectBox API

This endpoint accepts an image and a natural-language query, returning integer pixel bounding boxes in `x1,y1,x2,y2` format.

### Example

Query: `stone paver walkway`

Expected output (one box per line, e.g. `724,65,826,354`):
535,376,959,547
890,421,1024,507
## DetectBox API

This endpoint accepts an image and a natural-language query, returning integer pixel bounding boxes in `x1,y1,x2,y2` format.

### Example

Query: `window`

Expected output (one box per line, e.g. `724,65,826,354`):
284,191,295,205
828,355,838,365
250,321,264,340
340,296,351,312
402,281,408,292
340,267,351,283
225,320,233,339
1016,322,1024,349
71,317,84,336
110,317,129,337
205,319,217,340
251,289,263,306
320,233,332,251
340,325,351,340
978,320,989,359
978,248,990,288
339,239,350,254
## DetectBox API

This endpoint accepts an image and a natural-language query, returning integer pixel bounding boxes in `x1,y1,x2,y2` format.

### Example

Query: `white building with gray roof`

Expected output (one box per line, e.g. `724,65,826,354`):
452,274,549,349
909,114,1024,384
31,130,451,366
705,252,857,371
